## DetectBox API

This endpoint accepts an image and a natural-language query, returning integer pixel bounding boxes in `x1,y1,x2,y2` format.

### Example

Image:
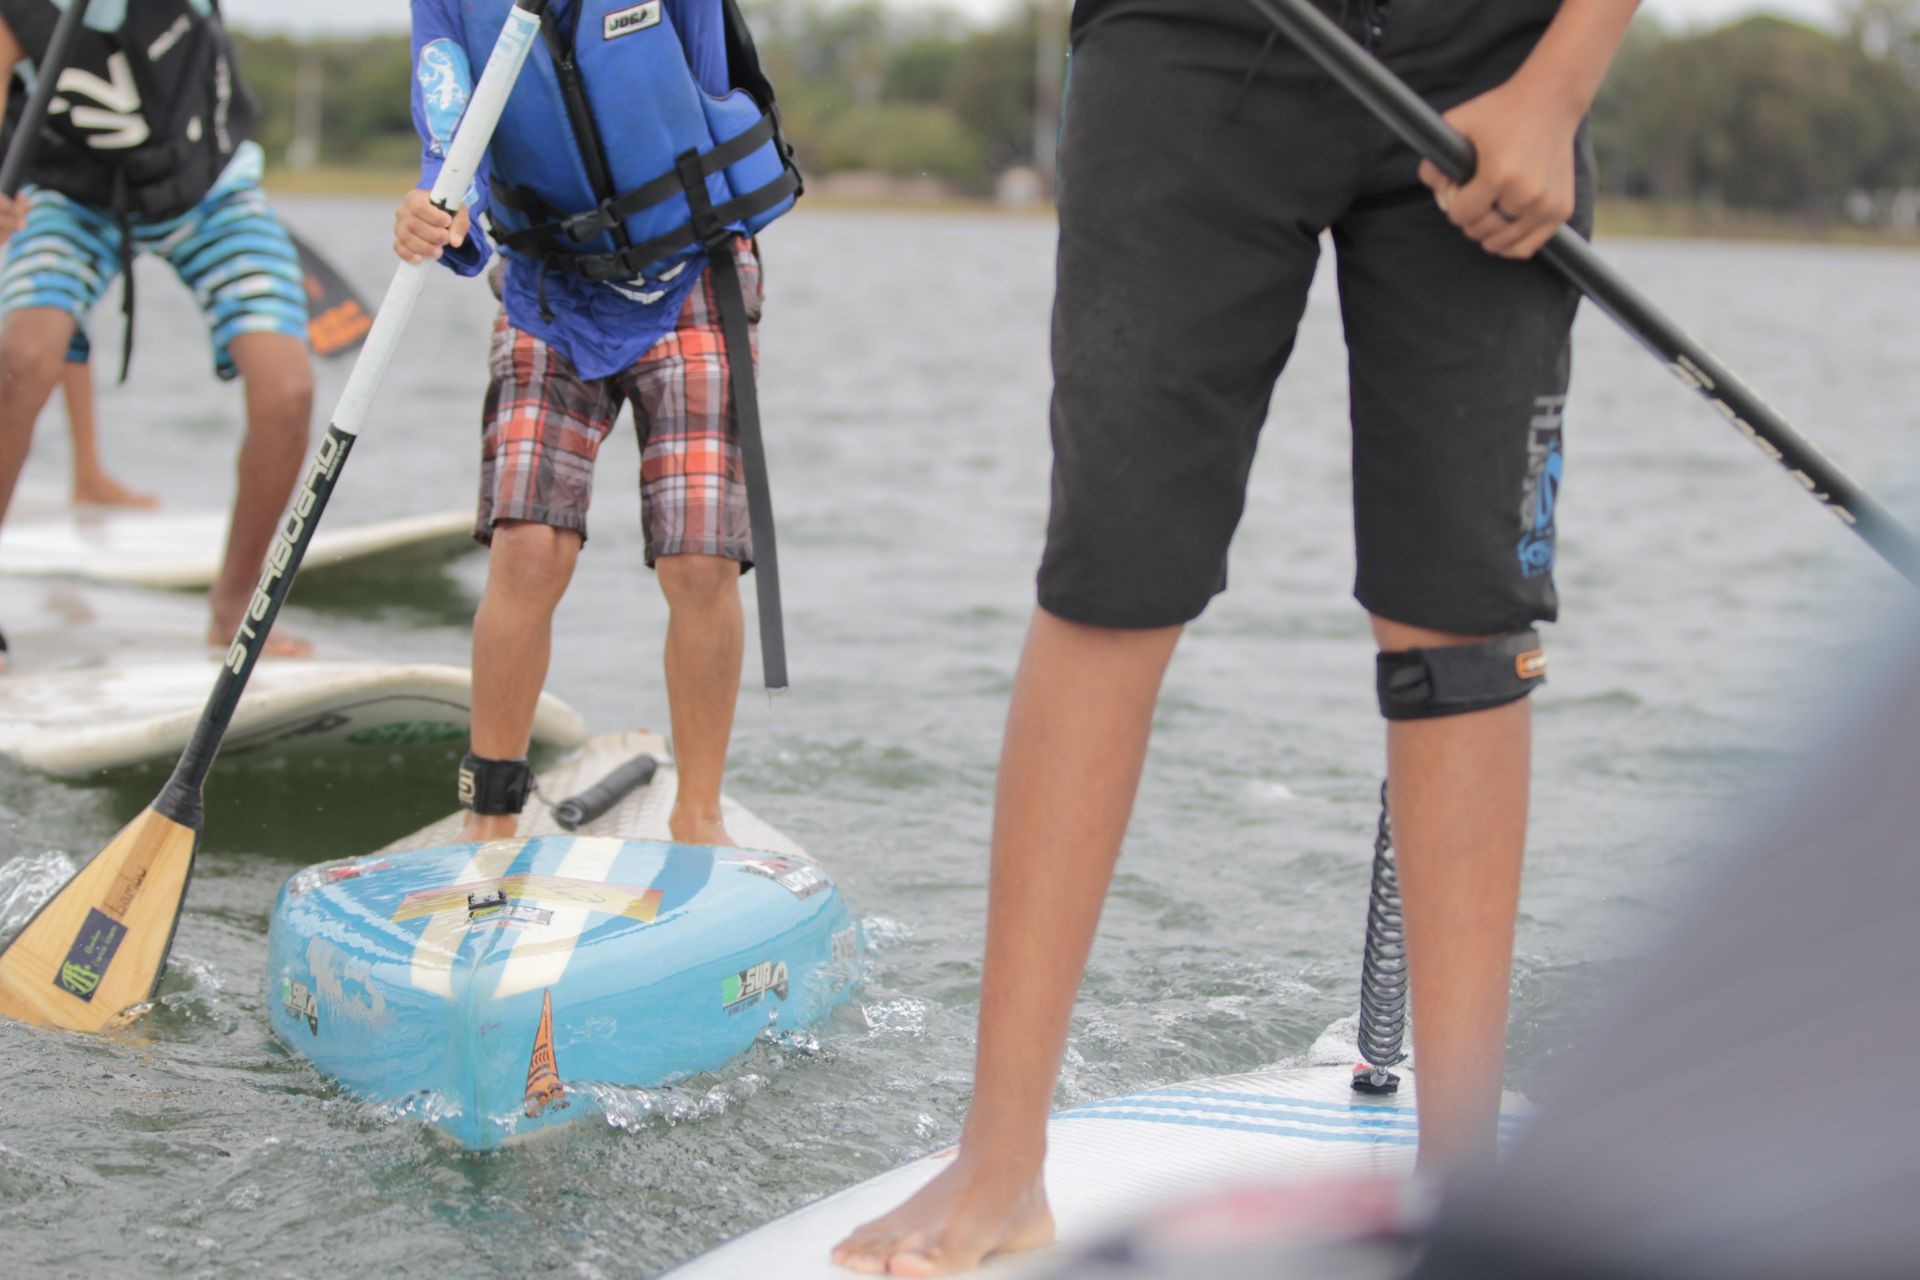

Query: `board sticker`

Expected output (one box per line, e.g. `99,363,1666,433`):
726,854,830,900
55,908,127,1001
722,959,788,1013
523,990,567,1118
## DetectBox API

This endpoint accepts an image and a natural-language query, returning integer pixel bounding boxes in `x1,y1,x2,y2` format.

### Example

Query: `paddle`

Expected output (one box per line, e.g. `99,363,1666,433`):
0,0,552,1034
0,0,90,197
291,228,375,360
1245,0,1920,589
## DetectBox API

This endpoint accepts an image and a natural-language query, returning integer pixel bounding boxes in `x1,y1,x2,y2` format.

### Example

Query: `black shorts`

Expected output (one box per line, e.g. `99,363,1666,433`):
1039,0,1595,636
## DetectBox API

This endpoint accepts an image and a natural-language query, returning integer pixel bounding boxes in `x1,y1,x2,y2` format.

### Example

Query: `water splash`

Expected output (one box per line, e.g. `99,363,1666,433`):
0,851,77,935
861,997,927,1036
860,915,914,949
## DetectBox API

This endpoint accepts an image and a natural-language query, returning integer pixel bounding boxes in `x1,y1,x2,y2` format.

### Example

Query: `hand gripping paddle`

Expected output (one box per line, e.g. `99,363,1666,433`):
0,0,552,1033
1245,0,1920,588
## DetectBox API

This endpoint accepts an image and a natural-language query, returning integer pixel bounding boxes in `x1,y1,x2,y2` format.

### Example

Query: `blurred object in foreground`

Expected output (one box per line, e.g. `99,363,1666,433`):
1047,621,1920,1280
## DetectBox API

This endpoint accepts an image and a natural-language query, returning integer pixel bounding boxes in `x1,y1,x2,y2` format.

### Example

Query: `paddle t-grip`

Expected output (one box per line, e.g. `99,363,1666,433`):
554,755,659,831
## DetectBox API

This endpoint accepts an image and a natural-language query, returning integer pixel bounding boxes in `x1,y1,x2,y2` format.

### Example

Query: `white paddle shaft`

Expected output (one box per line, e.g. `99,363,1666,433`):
331,2,543,437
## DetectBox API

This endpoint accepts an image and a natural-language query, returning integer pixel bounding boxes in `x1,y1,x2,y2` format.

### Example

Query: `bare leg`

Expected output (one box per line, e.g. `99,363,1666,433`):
657,553,744,846
209,332,314,656
833,608,1182,1277
0,308,78,526
0,308,79,673
461,521,581,842
65,360,158,508
1373,615,1531,1180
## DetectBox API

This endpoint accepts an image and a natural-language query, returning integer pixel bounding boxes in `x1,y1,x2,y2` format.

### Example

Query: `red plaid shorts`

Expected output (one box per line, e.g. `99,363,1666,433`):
475,237,762,566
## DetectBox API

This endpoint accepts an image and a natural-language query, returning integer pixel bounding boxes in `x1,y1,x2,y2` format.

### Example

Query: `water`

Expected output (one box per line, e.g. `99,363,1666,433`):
2,203,1917,1277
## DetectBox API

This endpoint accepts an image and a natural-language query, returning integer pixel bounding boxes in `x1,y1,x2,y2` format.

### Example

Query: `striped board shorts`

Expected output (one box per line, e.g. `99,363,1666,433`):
477,237,761,568
0,141,308,381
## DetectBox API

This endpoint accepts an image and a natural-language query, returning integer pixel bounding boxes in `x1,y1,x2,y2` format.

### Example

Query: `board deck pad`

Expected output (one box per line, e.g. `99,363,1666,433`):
0,504,475,590
268,733,858,1149
664,1065,1529,1279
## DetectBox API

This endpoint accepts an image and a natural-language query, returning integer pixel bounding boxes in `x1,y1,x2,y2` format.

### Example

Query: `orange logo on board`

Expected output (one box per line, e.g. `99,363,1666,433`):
1515,649,1548,681
523,989,567,1118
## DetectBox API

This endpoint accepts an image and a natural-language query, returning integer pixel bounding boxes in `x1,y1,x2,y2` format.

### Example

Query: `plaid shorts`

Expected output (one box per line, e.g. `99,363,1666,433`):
476,237,762,566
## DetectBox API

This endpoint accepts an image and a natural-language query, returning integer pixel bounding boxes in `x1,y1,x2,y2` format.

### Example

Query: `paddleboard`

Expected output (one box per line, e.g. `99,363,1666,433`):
265,732,862,1150
0,505,475,589
665,1065,1528,1279
0,582,585,777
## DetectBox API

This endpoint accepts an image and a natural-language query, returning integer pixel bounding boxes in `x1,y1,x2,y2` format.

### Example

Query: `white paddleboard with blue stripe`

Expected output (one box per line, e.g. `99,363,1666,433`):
0,498,476,590
666,1065,1527,1278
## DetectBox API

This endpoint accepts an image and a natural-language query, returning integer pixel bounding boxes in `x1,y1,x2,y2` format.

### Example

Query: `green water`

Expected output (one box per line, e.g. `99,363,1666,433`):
1,204,1916,1277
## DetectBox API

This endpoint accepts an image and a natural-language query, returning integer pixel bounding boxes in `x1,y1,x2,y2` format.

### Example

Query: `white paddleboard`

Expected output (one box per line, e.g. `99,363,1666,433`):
383,730,804,857
666,1065,1528,1279
0,505,475,589
0,582,584,777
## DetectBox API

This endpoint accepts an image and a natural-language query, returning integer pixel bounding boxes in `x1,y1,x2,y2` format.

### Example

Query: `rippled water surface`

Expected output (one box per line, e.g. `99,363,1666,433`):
2,202,1918,1277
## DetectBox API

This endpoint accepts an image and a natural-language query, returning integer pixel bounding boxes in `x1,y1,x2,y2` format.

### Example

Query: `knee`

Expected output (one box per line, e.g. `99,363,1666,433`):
487,522,579,604
0,331,68,405
657,553,740,610
1370,620,1548,722
248,367,315,439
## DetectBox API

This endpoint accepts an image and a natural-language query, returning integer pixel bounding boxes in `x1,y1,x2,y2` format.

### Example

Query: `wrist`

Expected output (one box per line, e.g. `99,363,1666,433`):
1507,61,1595,123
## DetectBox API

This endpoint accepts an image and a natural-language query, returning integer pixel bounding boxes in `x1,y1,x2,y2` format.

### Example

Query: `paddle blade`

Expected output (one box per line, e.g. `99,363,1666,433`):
0,808,198,1032
292,230,375,361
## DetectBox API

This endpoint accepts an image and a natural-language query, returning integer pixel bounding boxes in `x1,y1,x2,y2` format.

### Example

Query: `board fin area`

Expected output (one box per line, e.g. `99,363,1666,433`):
0,808,197,1031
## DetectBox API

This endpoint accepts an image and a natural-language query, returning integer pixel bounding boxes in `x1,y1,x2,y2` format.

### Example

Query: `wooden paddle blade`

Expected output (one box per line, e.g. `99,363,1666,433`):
0,808,199,1032
291,230,375,360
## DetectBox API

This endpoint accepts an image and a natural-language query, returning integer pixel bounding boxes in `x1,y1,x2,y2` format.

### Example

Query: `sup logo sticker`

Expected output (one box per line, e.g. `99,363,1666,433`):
280,977,320,1035
470,903,553,930
55,909,127,1001
524,990,568,1118
604,1,661,39
726,854,831,900
722,959,789,1013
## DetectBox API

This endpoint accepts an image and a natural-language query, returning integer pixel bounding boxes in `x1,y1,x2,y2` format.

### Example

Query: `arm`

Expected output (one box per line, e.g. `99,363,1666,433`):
394,0,492,272
1417,0,1641,260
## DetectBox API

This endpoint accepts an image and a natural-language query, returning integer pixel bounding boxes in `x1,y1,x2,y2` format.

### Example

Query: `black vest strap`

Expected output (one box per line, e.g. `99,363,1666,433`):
489,114,784,259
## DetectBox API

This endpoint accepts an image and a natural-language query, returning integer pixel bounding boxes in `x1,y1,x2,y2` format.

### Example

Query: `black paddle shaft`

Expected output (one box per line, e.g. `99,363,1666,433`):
155,426,356,828
0,0,89,195
1244,0,1920,589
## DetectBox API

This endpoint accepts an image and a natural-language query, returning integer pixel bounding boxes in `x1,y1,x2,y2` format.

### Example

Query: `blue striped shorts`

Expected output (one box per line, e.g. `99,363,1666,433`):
0,143,307,381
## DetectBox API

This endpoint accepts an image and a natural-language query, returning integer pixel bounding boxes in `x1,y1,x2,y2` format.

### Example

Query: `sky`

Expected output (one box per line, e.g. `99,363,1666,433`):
221,0,1842,38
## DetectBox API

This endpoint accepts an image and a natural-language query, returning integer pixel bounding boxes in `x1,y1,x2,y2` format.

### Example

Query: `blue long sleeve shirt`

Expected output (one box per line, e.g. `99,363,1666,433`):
410,0,731,379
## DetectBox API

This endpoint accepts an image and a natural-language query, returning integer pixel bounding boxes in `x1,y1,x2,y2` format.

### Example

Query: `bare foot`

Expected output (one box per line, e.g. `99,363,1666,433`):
208,597,314,659
461,813,520,843
72,472,161,509
669,806,735,847
831,1154,1055,1276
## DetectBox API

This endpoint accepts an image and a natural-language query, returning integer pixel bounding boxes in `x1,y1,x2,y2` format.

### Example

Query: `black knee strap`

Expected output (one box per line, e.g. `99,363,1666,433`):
1376,630,1547,721
459,752,533,816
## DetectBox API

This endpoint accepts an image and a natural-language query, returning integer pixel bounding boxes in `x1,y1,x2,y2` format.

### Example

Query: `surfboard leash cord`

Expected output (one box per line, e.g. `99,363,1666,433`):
1355,779,1409,1094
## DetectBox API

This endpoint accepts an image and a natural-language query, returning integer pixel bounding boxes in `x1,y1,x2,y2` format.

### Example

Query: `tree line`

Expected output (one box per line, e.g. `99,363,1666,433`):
232,1,1920,222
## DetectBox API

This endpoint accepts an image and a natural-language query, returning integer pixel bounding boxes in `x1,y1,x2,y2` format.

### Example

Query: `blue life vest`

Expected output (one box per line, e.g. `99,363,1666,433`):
465,0,800,287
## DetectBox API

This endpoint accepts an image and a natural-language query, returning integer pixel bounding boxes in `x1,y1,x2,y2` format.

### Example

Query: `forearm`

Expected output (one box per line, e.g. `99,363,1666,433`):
1511,0,1640,117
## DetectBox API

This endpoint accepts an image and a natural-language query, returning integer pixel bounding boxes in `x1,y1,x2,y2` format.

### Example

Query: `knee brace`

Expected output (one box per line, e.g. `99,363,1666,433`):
1375,629,1547,721
459,752,533,816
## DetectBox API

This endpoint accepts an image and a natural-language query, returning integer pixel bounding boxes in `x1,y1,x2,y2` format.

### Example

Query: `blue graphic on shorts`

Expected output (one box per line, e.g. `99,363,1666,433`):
417,39,473,161
1516,396,1565,579
1516,446,1560,577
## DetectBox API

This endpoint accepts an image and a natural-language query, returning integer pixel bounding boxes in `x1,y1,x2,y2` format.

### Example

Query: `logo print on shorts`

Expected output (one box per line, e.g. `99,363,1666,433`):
1516,396,1564,579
